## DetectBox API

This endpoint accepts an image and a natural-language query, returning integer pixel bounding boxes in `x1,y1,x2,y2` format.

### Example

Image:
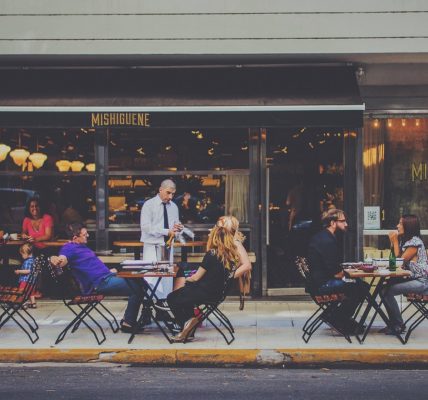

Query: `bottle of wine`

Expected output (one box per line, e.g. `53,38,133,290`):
389,246,397,272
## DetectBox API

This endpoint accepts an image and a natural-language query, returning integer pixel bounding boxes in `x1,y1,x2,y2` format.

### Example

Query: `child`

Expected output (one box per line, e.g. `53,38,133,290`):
14,243,37,308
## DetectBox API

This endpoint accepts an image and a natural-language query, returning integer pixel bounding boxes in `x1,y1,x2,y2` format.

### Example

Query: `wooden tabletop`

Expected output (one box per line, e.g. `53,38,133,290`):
344,268,412,279
112,240,206,248
5,239,68,247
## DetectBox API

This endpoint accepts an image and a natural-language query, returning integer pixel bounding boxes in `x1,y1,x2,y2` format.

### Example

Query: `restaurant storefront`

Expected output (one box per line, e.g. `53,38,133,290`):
0,66,364,296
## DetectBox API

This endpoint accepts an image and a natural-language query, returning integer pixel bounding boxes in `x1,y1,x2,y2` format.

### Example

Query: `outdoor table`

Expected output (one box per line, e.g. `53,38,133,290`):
117,265,177,344
112,240,206,262
344,267,412,344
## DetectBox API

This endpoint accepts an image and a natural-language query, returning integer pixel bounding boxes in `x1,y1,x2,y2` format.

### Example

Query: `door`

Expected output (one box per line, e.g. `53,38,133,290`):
265,127,345,290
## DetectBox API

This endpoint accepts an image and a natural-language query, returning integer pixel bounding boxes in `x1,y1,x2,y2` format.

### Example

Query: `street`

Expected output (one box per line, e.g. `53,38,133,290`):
0,364,427,399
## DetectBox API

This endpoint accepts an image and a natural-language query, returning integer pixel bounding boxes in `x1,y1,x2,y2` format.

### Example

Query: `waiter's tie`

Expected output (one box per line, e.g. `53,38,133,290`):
162,202,169,242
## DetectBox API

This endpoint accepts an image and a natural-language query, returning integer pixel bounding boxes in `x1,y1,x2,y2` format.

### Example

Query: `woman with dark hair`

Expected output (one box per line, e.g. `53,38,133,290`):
382,214,428,334
21,197,54,249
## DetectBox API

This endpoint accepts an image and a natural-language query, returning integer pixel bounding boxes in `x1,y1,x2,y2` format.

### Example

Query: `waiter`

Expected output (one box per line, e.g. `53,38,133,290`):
140,179,183,297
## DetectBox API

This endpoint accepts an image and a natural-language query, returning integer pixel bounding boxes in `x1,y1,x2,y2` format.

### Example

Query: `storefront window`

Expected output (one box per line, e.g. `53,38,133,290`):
108,173,249,226
109,128,249,171
363,117,428,253
0,128,96,236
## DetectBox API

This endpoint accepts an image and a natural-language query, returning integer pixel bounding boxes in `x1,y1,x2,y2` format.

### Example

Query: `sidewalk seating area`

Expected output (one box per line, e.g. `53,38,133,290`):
0,298,426,350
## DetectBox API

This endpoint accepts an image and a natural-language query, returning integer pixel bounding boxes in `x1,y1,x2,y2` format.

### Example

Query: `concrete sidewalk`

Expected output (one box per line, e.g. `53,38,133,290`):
1,299,427,367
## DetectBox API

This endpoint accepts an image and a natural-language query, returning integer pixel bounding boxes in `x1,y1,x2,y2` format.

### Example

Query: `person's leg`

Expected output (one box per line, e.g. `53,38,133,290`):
96,275,142,326
167,285,205,327
383,278,428,328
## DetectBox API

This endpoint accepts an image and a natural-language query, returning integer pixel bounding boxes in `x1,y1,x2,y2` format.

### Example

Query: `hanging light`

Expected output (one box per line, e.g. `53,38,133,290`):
85,163,95,172
10,148,30,166
0,144,11,162
9,131,30,167
71,160,85,172
29,152,47,169
56,160,71,172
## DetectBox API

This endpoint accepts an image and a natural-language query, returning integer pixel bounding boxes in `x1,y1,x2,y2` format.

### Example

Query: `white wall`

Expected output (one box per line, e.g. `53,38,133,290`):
1,0,428,55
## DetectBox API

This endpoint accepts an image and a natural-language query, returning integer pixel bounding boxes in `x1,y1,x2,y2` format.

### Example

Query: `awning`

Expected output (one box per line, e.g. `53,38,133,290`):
0,66,364,128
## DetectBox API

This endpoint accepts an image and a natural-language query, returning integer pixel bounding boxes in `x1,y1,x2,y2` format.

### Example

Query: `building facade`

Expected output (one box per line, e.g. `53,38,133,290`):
1,1,428,296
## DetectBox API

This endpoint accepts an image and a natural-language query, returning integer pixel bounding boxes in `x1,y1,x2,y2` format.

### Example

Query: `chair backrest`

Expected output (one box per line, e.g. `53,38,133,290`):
295,256,310,280
21,254,46,301
46,260,81,298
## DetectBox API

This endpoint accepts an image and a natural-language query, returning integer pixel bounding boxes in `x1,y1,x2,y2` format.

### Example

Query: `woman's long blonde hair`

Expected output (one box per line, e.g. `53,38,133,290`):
207,216,241,271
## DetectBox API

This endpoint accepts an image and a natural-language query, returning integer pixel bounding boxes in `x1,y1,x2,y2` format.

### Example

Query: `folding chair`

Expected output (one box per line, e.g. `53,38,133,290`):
295,256,352,343
402,291,428,344
184,270,236,345
47,261,119,345
0,255,46,343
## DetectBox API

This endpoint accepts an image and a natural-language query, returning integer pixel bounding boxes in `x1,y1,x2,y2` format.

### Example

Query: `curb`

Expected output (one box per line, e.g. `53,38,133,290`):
1,348,428,367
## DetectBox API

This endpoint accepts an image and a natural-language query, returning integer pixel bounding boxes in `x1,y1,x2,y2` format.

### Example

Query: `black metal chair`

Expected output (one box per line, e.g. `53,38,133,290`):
47,261,119,345
402,291,428,344
183,270,236,345
0,255,46,343
295,256,352,343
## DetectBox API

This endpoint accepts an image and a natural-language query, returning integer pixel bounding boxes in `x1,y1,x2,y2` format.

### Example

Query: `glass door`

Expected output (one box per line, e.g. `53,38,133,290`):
266,127,344,289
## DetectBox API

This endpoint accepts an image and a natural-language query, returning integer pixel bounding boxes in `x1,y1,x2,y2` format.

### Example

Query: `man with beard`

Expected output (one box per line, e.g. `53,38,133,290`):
306,209,368,334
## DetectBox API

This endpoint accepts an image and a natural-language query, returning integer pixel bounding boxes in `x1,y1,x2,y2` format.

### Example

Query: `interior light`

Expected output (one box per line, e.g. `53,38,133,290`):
10,148,30,166
373,119,379,128
56,160,71,172
0,144,11,162
387,119,393,128
71,160,85,172
85,163,96,172
401,119,406,127
29,152,47,169
415,119,420,127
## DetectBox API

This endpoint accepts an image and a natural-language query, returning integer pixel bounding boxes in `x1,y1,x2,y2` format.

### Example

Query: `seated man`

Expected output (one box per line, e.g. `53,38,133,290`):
50,222,142,333
307,209,368,334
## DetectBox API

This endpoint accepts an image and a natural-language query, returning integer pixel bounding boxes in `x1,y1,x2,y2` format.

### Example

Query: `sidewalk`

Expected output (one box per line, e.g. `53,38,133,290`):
1,299,427,367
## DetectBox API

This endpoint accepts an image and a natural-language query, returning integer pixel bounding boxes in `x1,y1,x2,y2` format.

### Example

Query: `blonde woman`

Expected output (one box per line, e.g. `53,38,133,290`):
167,216,251,342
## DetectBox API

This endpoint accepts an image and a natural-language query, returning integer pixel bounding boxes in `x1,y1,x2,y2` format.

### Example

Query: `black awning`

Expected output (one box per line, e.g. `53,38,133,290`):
0,66,363,128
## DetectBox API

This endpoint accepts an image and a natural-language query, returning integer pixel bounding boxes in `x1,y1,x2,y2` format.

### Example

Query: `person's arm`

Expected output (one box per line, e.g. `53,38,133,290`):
21,218,29,239
401,247,418,264
233,241,252,279
388,231,401,257
186,266,207,282
15,269,30,275
50,255,69,268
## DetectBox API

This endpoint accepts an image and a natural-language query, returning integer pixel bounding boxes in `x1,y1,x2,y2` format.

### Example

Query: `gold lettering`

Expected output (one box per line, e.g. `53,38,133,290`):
91,113,100,127
412,162,424,181
90,112,151,127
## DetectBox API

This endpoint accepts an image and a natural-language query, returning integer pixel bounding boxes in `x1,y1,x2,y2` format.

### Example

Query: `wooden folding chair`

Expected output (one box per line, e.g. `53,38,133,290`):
295,256,352,343
47,261,119,345
402,292,428,344
184,270,236,345
0,255,45,343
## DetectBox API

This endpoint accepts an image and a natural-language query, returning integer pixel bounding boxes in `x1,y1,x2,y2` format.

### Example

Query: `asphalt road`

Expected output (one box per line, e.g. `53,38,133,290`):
1,364,428,400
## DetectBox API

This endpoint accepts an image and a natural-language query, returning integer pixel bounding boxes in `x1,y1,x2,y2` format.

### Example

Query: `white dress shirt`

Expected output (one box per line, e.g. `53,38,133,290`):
140,194,180,297
140,194,180,244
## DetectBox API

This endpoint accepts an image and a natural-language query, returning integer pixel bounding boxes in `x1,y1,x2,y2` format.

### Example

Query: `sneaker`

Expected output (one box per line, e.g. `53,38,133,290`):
379,324,405,335
154,299,171,311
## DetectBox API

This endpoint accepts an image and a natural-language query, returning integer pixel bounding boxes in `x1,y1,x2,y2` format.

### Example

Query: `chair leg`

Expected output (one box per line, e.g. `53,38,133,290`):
94,303,120,333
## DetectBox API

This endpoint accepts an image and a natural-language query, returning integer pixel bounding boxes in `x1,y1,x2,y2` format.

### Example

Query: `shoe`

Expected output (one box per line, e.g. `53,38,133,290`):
170,331,196,343
154,299,171,311
171,317,200,342
120,320,145,334
379,325,405,335
139,309,152,327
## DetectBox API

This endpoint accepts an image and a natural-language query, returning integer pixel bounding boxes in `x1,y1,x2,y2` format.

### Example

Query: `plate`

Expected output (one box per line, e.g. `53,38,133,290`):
377,269,391,275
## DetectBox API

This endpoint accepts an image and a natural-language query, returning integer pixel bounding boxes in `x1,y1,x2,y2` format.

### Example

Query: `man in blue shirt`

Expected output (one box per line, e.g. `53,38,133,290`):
50,222,142,333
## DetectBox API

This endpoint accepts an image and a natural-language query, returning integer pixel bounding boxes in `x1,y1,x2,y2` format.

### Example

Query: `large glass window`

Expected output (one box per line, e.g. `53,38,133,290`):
0,128,96,237
363,117,428,255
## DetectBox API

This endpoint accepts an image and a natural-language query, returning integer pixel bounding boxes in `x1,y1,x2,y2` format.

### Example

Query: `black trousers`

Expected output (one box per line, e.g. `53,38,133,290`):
167,283,217,327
